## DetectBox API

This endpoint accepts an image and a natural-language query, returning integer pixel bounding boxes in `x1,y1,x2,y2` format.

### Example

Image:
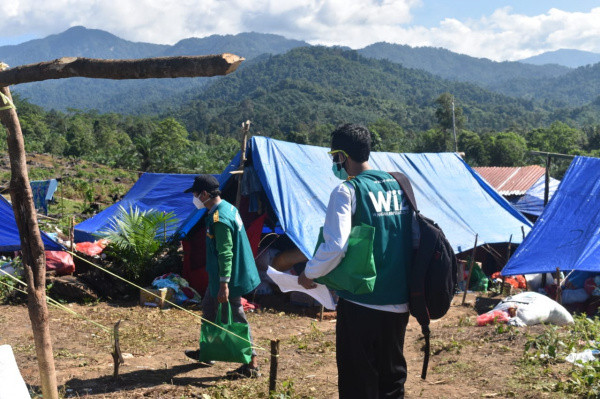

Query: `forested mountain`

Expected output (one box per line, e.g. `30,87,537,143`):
358,43,570,88
519,49,600,68
1,27,308,112
171,46,557,137
489,63,600,107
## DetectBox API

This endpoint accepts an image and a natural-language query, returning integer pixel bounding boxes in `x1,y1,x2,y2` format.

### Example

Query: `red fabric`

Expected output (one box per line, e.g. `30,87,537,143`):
45,251,75,275
246,213,267,257
477,310,510,326
76,240,107,256
182,236,209,296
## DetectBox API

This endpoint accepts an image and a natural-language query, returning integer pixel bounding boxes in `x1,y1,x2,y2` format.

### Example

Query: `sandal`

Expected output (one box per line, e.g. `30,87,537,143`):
226,364,261,379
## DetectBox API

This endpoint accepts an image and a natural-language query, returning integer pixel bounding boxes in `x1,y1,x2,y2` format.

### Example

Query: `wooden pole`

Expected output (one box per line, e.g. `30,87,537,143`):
462,234,479,305
544,156,551,206
555,267,562,304
0,54,244,86
0,84,59,399
501,234,513,290
269,339,280,394
235,121,251,209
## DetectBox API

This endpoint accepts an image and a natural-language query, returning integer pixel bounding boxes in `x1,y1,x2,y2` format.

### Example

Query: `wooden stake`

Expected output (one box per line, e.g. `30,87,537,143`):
269,339,280,394
112,320,124,380
0,84,59,399
235,121,251,209
462,234,479,305
319,305,324,322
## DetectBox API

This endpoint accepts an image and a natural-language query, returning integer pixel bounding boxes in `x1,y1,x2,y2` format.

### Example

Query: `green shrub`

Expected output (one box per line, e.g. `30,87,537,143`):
96,206,178,283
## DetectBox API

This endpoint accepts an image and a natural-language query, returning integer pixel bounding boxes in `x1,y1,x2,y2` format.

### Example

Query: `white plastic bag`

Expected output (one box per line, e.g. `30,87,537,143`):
0,345,30,399
492,291,573,326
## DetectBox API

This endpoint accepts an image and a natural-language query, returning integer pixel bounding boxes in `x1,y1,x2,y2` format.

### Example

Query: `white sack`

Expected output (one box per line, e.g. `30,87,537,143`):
525,273,555,292
0,345,30,399
492,291,573,326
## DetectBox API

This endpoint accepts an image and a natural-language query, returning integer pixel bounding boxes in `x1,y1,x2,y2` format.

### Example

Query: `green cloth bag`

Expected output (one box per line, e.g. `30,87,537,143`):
313,223,377,294
198,303,253,364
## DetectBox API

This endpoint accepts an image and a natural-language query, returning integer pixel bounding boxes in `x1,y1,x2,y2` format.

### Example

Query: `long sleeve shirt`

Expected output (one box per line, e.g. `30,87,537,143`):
304,181,419,313
213,221,233,283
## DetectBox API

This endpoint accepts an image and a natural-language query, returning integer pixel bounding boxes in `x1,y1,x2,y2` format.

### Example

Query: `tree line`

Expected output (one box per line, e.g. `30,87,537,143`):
1,93,598,178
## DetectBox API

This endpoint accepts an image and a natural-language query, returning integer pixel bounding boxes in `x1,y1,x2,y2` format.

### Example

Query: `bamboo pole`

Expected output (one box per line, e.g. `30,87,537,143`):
0,84,59,399
461,234,479,305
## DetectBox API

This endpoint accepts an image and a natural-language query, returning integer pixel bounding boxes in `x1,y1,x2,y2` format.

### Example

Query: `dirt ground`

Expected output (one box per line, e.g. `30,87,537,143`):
0,293,572,398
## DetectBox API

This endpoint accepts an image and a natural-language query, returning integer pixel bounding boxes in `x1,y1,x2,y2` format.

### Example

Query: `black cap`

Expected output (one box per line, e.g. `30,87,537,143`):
184,175,220,194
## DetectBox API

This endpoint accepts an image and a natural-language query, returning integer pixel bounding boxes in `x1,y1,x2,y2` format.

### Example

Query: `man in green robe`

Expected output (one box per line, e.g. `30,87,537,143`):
184,175,261,378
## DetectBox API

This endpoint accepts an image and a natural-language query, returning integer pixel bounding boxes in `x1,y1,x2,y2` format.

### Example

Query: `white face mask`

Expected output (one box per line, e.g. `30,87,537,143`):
193,196,205,209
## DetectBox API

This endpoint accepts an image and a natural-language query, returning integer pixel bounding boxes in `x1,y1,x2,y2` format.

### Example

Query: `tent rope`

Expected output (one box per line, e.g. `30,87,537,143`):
0,270,111,333
68,251,265,351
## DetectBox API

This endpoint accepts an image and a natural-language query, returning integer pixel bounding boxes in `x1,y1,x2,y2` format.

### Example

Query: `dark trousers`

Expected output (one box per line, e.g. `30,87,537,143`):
336,298,409,399
202,292,257,357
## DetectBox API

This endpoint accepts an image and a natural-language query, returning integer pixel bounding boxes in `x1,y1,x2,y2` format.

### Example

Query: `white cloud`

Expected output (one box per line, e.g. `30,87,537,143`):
1,1,600,60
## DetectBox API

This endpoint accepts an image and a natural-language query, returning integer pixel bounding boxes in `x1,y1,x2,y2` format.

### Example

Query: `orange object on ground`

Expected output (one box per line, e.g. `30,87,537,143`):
477,310,510,326
75,239,107,256
492,272,527,289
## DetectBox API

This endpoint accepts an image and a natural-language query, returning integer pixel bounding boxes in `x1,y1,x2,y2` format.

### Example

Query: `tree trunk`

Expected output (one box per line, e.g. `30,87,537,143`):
0,86,59,399
0,54,244,86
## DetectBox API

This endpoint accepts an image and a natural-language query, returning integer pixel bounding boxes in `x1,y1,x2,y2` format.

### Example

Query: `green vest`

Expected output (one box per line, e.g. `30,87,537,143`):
338,170,412,305
205,200,260,298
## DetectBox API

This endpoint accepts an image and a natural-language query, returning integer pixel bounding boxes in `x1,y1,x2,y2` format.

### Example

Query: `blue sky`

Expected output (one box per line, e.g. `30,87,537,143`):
1,1,599,61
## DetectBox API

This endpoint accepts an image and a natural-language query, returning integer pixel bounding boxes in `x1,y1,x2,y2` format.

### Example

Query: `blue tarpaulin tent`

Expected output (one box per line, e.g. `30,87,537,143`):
76,163,240,243
0,195,63,252
502,156,600,276
514,176,560,217
195,137,531,257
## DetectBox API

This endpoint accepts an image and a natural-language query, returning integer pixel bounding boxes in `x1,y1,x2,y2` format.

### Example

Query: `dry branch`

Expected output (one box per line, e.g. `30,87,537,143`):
0,54,244,86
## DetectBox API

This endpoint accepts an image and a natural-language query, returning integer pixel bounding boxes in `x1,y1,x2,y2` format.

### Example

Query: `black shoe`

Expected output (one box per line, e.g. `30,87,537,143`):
226,364,260,379
184,350,215,366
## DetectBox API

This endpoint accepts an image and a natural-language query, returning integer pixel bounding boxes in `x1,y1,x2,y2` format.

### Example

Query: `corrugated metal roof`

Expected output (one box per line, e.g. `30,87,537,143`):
473,165,546,196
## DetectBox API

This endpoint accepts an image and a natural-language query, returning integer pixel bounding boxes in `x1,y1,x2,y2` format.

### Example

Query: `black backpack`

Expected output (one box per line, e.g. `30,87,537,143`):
389,172,458,380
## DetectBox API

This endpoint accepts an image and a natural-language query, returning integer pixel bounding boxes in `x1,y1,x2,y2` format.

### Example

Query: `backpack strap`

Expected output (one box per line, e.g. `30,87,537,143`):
389,171,431,380
388,172,418,213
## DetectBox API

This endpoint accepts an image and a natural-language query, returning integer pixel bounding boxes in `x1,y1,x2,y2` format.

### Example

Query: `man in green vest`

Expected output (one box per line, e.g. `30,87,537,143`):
184,175,261,378
299,124,416,398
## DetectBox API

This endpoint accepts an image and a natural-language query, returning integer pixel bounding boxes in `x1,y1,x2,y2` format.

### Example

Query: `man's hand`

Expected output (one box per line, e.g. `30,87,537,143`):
217,282,229,303
298,271,317,289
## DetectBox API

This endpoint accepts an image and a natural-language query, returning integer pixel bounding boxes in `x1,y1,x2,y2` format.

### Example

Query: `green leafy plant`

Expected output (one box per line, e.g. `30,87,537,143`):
96,206,178,283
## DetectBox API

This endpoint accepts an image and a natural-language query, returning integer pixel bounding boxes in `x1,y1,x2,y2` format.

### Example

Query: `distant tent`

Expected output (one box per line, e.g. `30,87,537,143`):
178,137,532,256
0,195,63,252
74,172,233,243
514,176,560,217
502,156,600,276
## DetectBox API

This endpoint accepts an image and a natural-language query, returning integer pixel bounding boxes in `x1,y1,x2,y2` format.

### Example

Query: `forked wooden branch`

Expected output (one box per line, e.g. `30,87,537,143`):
0,54,244,86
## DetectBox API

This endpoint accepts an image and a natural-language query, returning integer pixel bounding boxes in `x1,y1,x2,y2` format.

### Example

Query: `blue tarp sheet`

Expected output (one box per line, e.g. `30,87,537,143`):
0,195,63,252
502,156,600,276
514,176,560,216
250,137,532,257
75,173,216,242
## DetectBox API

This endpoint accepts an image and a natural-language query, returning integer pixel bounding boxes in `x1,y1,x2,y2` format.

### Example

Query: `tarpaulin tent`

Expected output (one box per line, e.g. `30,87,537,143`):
176,137,531,257
0,195,63,252
502,156,600,276
74,172,230,243
514,176,560,217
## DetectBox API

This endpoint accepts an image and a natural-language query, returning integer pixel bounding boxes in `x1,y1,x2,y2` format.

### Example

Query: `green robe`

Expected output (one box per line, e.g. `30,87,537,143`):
205,200,260,298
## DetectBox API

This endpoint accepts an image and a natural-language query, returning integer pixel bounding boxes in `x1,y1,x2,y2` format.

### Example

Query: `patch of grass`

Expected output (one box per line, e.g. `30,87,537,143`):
288,322,335,354
522,315,600,397
431,336,466,355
